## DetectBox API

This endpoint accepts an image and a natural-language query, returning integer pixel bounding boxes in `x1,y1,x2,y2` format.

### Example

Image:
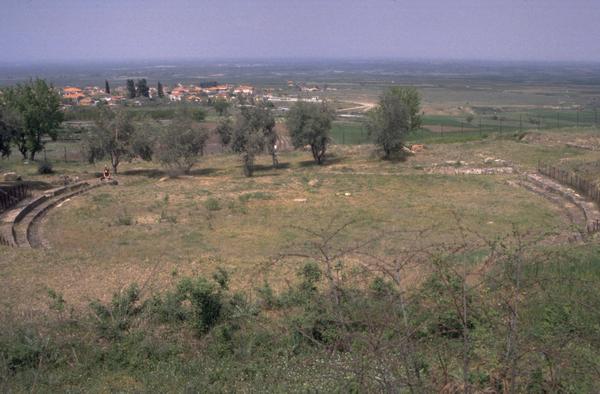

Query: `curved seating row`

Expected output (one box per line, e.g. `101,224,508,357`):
0,181,100,248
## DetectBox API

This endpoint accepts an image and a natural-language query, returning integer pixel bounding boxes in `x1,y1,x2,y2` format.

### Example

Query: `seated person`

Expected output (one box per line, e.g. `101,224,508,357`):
101,166,111,180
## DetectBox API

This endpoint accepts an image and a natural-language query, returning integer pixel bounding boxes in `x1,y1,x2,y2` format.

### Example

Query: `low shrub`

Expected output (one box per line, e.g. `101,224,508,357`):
0,328,59,372
89,284,144,340
116,209,133,226
37,160,54,174
238,192,274,202
204,197,221,211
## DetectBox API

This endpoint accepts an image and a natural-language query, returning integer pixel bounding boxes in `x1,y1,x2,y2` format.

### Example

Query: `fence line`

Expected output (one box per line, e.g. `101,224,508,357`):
537,162,600,232
0,184,31,214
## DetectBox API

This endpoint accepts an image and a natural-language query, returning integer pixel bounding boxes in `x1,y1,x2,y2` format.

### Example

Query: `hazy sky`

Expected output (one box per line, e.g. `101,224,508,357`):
1,0,600,63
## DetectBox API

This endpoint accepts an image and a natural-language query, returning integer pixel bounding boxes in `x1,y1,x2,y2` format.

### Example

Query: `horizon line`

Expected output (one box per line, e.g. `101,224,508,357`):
2,56,600,67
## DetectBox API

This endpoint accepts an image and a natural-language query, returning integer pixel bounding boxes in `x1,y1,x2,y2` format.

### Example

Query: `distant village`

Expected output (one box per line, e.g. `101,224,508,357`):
61,82,253,107
59,80,331,108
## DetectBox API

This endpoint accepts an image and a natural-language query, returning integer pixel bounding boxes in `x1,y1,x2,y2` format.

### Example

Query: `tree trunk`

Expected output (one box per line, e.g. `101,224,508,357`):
271,151,279,168
243,153,254,177
312,144,326,165
111,152,119,174
29,150,36,161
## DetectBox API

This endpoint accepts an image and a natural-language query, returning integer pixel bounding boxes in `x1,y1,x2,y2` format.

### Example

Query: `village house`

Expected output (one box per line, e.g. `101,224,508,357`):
62,86,85,104
233,85,254,95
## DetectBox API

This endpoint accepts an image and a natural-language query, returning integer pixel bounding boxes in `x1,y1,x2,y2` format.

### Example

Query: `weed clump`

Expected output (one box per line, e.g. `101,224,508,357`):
204,197,221,211
159,210,177,223
89,284,144,340
116,209,133,225
238,192,273,202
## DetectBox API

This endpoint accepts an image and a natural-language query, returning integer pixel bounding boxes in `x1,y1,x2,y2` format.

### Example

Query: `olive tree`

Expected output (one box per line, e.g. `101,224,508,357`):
85,107,152,173
2,79,63,160
286,101,335,165
215,118,233,148
366,87,422,159
213,97,230,116
0,104,19,158
230,104,275,177
0,116,13,158
155,115,209,174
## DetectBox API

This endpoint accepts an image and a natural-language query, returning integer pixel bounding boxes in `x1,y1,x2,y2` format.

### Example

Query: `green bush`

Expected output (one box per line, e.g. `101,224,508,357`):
204,197,221,211
176,277,223,334
147,271,231,335
89,284,144,340
0,328,59,372
37,160,54,174
148,290,189,324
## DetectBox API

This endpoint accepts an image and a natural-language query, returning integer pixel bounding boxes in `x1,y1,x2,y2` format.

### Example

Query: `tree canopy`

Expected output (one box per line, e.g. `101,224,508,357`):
136,79,149,98
155,114,209,174
84,106,152,173
213,98,230,116
286,101,335,165
0,111,14,158
366,86,422,159
157,81,164,98
126,80,136,99
230,104,275,176
215,118,233,148
1,79,63,160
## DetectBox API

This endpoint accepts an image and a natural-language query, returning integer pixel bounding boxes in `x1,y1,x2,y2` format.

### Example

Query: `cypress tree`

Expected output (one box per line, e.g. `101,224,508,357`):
136,79,149,98
126,79,136,99
105,80,110,94
157,81,164,98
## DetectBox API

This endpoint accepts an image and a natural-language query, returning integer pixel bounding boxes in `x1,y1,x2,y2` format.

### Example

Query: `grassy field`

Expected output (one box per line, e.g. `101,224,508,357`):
2,132,597,312
5,59,600,391
329,121,369,144
2,128,600,391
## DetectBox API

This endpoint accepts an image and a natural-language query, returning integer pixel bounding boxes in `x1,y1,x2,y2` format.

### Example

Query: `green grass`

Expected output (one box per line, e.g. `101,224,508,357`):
407,129,489,144
422,114,477,128
330,121,369,145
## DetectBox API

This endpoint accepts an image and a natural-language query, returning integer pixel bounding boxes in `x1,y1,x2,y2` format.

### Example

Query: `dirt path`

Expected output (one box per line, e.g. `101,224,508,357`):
336,101,375,113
